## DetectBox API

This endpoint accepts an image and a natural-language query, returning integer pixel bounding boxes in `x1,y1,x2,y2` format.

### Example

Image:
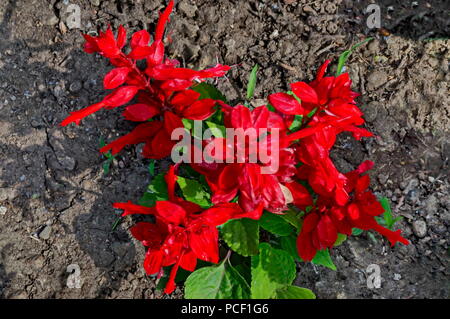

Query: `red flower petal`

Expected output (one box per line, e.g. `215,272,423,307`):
104,85,140,108
268,92,304,115
113,201,156,217
182,99,216,120
100,121,161,155
130,30,150,48
103,67,130,90
60,101,105,126
291,82,319,105
180,250,197,271
122,103,160,122
143,249,164,275
155,201,186,225
147,40,165,66
189,226,219,263
164,111,184,135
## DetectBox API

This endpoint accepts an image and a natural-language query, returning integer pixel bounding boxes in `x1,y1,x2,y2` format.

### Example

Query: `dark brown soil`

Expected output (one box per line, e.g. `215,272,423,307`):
0,0,448,299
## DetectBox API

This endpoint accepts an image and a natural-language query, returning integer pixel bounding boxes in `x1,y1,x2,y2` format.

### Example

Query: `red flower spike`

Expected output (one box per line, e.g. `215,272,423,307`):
155,0,174,41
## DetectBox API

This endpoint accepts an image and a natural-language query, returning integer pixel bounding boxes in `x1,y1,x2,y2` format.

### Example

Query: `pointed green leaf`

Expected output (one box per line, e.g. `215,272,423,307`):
259,212,295,236
311,249,336,271
138,173,168,207
192,82,227,102
275,285,316,299
184,260,250,299
334,233,347,247
246,64,259,100
251,243,296,299
336,37,373,76
205,121,226,138
222,218,259,256
280,235,301,262
176,176,211,208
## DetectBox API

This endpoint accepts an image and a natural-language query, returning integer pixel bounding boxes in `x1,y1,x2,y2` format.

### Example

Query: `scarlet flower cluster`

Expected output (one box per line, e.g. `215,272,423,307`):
61,0,229,159
114,165,262,294
61,0,409,295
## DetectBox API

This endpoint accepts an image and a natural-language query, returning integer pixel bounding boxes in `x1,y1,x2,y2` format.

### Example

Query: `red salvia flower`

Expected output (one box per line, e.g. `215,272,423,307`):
296,161,409,261
114,165,263,294
61,0,230,160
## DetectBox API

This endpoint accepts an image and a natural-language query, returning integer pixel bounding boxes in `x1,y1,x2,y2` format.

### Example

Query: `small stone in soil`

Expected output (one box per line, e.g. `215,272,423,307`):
69,81,82,93
412,220,427,238
393,273,402,281
367,70,387,91
0,206,7,216
39,225,52,240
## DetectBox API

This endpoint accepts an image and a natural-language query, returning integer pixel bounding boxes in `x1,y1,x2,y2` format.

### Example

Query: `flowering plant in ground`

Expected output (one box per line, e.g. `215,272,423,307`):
61,1,409,298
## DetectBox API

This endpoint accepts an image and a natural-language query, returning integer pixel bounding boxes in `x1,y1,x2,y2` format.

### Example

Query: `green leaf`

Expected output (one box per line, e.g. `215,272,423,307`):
334,233,347,247
352,228,364,236
222,218,260,257
184,259,250,299
246,64,259,100
251,243,296,299
259,212,295,236
102,161,111,175
138,173,168,207
311,249,336,271
205,121,226,138
379,197,402,229
176,176,211,208
288,115,303,132
275,285,316,299
182,118,193,130
280,235,301,262
280,208,302,230
148,159,155,176
192,82,227,102
336,37,373,76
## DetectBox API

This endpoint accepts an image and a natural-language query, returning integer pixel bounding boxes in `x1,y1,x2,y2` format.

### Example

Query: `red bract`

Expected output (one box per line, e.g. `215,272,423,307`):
114,166,263,294
191,104,311,214
61,0,230,160
296,161,409,261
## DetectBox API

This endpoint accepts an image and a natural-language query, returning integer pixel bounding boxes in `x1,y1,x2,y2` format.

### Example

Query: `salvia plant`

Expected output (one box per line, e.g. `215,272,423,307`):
60,1,408,298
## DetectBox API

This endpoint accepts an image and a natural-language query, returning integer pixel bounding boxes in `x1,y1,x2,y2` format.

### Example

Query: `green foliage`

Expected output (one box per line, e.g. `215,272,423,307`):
259,212,295,236
192,82,227,102
246,64,259,100
176,176,211,208
352,228,364,236
138,173,168,207
311,249,336,271
279,208,303,229
336,37,373,76
288,115,303,132
184,259,251,299
99,137,117,175
222,218,260,257
148,159,155,176
205,121,226,138
376,197,403,230
251,243,313,299
275,285,316,299
280,235,301,262
334,233,347,247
